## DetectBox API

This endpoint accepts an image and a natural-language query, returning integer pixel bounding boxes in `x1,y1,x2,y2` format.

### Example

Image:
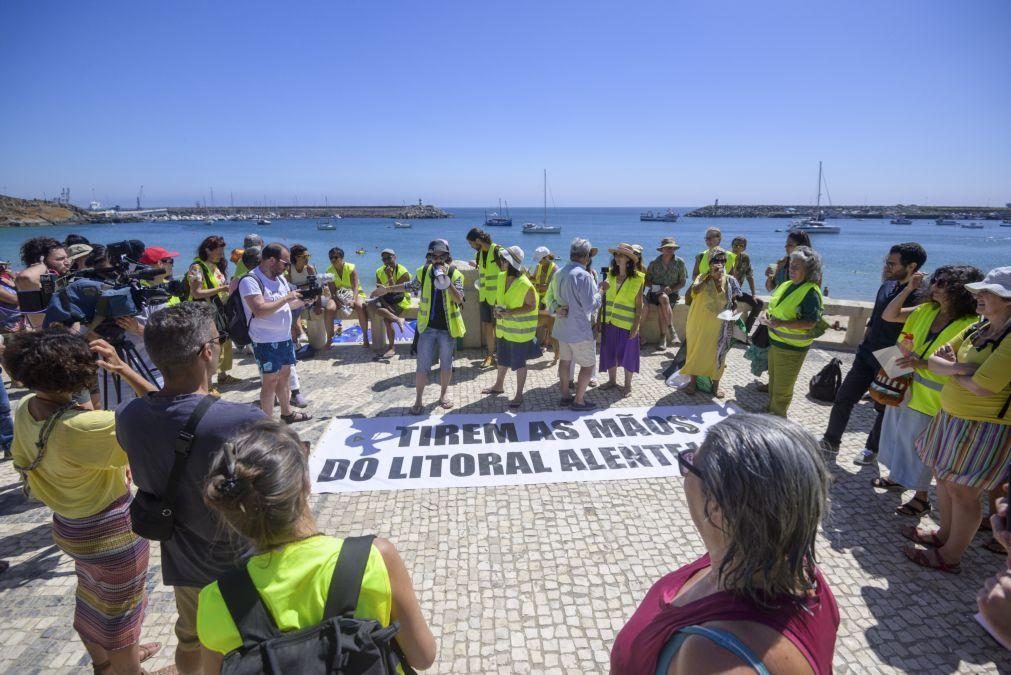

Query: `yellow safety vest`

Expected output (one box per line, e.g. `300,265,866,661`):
375,264,411,310
698,249,737,275
532,261,557,295
495,273,538,343
767,280,823,348
189,258,226,301
326,262,359,292
604,270,645,331
902,304,979,416
477,244,502,303
416,265,466,338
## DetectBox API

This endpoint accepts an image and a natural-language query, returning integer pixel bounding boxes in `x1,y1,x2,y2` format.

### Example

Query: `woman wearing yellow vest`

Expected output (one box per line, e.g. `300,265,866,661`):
187,235,240,393
682,250,742,398
598,243,645,396
531,247,560,364
481,245,540,409
370,248,412,359
763,246,824,417
900,267,1011,574
688,227,737,306
466,227,503,367
196,420,437,673
873,266,983,517
326,246,370,347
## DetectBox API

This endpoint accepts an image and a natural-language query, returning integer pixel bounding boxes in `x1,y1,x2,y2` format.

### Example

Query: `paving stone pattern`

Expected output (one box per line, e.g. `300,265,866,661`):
1,341,1009,673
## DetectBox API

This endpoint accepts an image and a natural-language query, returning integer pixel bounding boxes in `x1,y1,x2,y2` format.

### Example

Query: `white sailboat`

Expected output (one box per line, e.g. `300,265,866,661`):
522,169,562,234
788,161,840,235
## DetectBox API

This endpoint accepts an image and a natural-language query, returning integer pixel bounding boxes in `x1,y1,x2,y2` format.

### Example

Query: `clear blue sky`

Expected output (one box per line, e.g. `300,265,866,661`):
2,0,1009,208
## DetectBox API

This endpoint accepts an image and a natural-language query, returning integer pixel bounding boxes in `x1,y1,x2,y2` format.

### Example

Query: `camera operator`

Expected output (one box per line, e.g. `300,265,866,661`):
239,243,312,424
15,237,72,328
79,246,165,409
138,245,184,309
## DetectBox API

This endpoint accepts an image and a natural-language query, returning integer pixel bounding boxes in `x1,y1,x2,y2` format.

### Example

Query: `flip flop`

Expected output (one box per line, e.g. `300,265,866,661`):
982,537,1007,555
598,381,618,391
508,398,523,409
139,643,162,663
438,398,454,409
902,544,961,574
481,387,505,395
895,497,930,517
559,396,574,406
408,405,424,415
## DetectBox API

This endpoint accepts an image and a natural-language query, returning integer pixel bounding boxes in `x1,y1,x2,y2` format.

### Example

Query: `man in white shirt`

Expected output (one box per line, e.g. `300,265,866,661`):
238,243,312,423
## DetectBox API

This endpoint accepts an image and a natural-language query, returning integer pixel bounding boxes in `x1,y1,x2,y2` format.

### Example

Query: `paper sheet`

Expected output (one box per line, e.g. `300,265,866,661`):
717,309,742,322
873,345,914,379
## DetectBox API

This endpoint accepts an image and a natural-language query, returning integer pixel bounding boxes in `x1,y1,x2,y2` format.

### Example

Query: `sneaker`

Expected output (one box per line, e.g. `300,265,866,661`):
290,391,309,408
819,438,839,456
853,448,878,466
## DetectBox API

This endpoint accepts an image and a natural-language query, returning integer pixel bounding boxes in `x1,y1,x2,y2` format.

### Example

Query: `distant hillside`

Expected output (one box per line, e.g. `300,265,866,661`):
0,195,92,227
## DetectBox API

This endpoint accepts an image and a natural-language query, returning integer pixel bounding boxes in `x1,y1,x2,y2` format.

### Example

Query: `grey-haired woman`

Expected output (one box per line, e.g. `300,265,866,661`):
611,414,839,674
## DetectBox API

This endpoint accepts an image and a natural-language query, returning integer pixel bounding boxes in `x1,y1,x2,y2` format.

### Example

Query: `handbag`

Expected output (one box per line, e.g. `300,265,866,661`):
130,395,217,541
868,370,911,407
750,324,770,349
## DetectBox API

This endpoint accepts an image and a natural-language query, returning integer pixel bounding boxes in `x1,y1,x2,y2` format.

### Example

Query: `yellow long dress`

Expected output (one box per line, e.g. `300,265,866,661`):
682,274,731,379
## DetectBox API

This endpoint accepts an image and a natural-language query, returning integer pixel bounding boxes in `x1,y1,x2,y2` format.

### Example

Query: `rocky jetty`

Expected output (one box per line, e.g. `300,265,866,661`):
0,195,96,227
686,204,1011,220
166,204,452,220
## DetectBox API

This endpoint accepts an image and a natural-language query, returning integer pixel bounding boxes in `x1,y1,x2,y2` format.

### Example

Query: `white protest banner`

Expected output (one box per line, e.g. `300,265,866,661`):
310,404,738,493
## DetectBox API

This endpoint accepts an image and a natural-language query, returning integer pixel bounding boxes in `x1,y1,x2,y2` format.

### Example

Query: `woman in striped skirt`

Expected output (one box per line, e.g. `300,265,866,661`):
4,329,158,674
901,267,1011,574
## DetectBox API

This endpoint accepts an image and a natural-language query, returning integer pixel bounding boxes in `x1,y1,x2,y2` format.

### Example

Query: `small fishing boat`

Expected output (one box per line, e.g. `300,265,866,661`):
640,209,680,222
889,217,912,225
1001,219,1011,227
960,222,984,229
257,218,271,225
394,221,412,229
316,220,336,231
935,219,958,226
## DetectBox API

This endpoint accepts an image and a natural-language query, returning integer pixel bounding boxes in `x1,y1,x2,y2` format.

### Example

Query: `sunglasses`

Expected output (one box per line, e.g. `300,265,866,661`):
278,259,291,267
197,331,229,354
160,258,175,264
931,277,950,288
676,449,703,480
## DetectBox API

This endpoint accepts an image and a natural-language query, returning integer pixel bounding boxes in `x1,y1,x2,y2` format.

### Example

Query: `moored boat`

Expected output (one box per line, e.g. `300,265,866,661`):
257,218,271,225
935,218,958,226
960,222,984,229
316,219,336,231
522,222,562,234
640,209,680,222
394,221,412,229
890,217,912,225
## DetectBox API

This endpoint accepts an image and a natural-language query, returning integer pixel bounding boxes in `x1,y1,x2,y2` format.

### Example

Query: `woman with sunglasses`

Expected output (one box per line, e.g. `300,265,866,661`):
872,266,983,517
902,267,1011,574
611,414,838,675
326,247,370,347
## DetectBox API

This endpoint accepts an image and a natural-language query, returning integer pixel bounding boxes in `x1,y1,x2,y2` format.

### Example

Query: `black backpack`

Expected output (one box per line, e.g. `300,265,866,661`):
223,273,263,348
217,535,415,675
809,358,843,402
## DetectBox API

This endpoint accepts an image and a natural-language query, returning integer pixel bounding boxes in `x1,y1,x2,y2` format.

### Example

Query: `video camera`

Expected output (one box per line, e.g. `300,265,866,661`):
41,239,185,343
296,272,335,302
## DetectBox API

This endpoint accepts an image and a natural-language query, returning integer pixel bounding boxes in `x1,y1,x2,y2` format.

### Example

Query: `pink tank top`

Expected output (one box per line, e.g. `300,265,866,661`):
610,554,839,675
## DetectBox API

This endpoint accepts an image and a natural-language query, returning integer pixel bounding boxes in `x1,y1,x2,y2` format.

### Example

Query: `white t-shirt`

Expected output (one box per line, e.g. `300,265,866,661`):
239,267,293,344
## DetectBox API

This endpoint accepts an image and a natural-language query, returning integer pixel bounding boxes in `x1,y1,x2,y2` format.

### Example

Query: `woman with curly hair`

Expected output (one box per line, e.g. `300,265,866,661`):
874,265,983,517
4,328,158,674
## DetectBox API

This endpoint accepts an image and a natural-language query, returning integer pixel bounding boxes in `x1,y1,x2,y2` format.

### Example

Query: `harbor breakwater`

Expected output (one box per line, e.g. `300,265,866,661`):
686,204,1011,220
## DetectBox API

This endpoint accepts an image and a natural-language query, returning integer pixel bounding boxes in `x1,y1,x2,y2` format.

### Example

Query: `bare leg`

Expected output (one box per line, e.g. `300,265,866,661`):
354,299,370,346
658,294,673,343
483,321,496,357
482,366,508,394
275,365,292,417
438,366,452,404
512,367,527,405
937,480,984,565
934,473,952,541
623,369,633,394
414,370,427,409
559,359,572,398
574,365,594,404
260,372,280,418
105,643,142,675
608,366,618,386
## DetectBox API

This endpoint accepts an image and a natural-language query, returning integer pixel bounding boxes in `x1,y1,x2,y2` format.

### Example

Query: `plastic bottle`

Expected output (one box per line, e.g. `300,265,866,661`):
898,331,915,357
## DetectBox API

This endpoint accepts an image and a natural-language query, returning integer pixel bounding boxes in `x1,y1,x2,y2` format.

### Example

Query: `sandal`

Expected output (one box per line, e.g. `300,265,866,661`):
895,497,931,517
903,544,961,574
438,398,454,409
408,404,424,415
217,373,242,385
899,524,944,547
871,477,905,491
559,396,574,407
481,387,505,395
139,643,162,663
598,381,618,391
508,397,523,409
280,411,313,424
982,537,1007,555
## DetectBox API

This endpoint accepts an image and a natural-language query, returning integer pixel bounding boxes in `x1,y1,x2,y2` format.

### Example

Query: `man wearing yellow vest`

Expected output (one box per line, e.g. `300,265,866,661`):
481,245,540,409
466,227,503,367
382,241,466,415
370,248,411,359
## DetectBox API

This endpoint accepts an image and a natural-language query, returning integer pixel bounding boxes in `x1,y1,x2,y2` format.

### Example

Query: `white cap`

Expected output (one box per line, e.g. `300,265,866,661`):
533,246,551,263
965,266,1011,299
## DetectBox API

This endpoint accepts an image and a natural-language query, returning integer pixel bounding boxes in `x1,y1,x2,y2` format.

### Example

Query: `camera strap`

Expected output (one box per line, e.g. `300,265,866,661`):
161,395,218,513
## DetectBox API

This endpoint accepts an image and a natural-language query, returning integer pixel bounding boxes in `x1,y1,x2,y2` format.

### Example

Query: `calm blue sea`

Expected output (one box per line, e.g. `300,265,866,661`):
1,207,1006,301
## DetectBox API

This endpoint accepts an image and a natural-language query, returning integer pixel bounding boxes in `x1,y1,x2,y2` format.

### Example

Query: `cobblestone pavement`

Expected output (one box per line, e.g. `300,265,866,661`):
1,341,1009,673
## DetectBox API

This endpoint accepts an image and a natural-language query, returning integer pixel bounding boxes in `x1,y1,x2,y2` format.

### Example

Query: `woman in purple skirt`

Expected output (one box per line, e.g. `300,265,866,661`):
598,243,645,396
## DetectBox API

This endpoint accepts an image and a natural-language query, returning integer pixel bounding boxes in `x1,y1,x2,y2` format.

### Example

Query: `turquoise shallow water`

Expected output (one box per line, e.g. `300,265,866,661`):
0,207,1006,301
